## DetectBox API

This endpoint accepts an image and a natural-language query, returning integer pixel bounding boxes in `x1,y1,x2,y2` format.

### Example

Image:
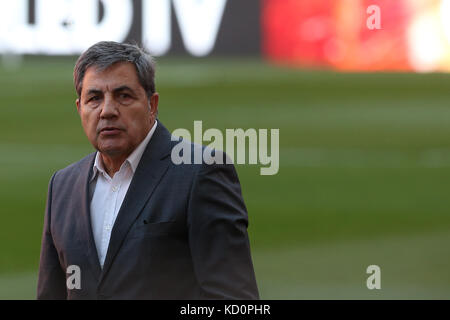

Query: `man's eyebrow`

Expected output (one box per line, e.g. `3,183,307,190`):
85,88,103,96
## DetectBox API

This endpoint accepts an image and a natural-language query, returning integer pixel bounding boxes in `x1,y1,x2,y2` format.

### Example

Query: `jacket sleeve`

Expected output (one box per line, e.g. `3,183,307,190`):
37,172,67,300
187,154,259,299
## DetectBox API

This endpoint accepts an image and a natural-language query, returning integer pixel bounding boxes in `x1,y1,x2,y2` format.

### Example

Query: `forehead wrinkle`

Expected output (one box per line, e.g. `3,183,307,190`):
82,63,142,97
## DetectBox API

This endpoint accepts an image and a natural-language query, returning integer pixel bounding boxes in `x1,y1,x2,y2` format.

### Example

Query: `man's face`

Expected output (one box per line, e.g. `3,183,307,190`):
76,62,158,158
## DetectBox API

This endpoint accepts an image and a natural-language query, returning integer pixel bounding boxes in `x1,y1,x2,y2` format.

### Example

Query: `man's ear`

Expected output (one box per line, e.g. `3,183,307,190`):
76,98,81,115
149,92,159,117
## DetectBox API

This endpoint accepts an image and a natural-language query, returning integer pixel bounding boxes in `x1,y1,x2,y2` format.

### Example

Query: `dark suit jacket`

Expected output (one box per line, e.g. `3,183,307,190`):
37,121,259,299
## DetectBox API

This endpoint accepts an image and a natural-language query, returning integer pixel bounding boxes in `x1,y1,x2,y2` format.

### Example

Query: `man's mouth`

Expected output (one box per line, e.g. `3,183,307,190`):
99,127,123,136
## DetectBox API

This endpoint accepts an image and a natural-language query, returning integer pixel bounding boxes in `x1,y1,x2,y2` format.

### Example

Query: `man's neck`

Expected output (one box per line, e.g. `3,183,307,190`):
100,153,128,178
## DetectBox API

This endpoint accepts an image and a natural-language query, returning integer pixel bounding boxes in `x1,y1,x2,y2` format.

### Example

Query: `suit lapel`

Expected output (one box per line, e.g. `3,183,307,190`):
78,152,103,281
99,121,173,283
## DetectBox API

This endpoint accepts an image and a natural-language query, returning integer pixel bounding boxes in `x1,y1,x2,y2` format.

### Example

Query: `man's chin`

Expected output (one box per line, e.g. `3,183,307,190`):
96,144,127,157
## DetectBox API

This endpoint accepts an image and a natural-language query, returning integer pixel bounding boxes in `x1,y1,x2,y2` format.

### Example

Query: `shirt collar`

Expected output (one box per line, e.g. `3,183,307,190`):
91,120,158,181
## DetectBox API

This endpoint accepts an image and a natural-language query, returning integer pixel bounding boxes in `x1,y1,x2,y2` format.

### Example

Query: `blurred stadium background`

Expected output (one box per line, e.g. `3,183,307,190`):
1,0,450,299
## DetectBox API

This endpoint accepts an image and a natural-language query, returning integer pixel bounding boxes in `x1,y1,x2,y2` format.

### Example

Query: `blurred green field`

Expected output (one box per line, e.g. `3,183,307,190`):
1,56,450,299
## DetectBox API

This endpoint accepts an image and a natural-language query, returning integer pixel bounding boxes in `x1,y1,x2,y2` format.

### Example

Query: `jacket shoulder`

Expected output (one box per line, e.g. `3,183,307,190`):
52,152,96,183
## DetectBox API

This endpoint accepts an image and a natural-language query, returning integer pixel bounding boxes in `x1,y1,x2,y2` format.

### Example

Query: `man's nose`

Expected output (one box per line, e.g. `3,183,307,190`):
100,95,119,119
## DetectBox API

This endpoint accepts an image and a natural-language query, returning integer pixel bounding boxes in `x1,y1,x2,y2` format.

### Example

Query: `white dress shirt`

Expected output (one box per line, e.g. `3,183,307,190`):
90,121,157,268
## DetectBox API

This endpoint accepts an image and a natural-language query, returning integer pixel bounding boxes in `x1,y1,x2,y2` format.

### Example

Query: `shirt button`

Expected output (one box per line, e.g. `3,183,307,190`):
105,225,111,231
112,186,118,192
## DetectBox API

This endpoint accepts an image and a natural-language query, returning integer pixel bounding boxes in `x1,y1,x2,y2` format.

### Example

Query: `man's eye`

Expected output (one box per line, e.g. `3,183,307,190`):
120,93,131,99
88,96,100,102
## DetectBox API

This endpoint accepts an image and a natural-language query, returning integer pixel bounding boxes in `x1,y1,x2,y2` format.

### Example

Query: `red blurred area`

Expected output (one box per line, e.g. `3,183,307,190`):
262,0,412,71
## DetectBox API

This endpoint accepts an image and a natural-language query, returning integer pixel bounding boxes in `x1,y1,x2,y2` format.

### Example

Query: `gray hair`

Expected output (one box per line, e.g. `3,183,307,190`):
73,41,156,99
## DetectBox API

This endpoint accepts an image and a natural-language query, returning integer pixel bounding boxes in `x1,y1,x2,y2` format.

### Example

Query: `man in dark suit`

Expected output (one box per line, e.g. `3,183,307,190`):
37,41,259,299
